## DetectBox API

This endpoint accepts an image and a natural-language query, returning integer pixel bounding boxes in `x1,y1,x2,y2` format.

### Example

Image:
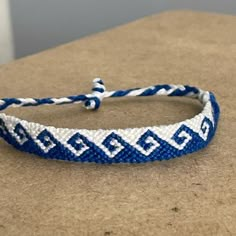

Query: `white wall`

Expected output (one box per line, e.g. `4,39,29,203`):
6,0,236,60
0,0,14,64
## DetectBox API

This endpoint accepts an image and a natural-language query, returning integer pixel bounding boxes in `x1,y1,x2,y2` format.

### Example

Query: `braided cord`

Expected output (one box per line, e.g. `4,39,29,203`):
0,79,220,163
0,79,206,111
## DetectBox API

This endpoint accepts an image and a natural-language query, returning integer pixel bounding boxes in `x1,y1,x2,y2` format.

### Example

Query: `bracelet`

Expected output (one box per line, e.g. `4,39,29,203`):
0,78,220,163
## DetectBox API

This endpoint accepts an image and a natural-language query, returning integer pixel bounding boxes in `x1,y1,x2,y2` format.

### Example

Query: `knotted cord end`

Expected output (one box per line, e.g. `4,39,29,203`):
84,78,106,110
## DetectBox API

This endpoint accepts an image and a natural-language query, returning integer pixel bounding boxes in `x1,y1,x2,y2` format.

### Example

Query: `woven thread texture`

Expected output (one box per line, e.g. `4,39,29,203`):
0,79,220,163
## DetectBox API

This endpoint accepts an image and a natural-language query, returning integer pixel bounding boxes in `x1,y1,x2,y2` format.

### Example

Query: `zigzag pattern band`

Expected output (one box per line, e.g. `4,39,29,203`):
0,79,220,163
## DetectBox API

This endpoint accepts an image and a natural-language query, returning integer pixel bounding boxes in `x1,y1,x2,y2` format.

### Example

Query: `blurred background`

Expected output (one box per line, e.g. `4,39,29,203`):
0,0,235,64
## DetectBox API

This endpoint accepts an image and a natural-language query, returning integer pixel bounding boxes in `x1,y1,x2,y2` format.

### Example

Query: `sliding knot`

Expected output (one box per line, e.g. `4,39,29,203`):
84,78,106,110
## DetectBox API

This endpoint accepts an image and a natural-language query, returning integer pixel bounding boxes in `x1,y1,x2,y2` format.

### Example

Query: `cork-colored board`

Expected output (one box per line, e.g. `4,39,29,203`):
0,10,235,236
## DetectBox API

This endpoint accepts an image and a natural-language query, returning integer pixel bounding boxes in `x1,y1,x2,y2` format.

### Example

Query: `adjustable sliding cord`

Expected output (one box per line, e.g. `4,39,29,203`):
0,78,206,111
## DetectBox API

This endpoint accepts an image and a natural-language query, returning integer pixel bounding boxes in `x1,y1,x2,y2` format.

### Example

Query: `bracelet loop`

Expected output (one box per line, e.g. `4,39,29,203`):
0,79,220,163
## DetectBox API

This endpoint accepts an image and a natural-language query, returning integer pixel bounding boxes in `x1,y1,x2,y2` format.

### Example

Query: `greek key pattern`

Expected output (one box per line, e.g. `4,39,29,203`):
0,79,220,163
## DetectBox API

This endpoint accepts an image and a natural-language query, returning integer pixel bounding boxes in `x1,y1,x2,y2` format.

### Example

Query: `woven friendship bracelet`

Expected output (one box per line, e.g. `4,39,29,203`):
0,78,220,163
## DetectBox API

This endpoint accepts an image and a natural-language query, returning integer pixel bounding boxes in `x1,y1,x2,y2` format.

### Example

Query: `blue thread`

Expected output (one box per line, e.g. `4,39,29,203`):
136,130,160,152
0,80,220,163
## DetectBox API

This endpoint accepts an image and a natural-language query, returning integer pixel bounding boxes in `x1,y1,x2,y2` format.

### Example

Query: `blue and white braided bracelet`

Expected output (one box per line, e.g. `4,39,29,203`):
0,78,220,163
